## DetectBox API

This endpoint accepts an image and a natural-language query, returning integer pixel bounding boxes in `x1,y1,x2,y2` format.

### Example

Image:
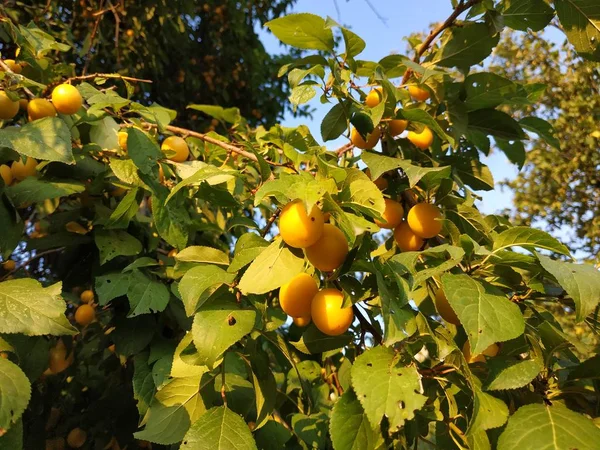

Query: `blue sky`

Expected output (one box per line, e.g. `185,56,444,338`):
257,0,520,215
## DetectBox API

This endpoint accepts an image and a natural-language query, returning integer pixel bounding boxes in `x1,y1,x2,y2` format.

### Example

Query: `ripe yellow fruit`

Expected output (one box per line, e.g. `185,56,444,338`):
2,260,16,271
28,98,57,121
279,199,324,248
305,224,349,272
351,127,380,150
407,126,434,150
293,316,311,327
118,131,128,150
168,249,178,258
126,29,135,37
311,289,353,336
0,164,13,186
0,91,20,120
75,304,96,326
375,199,404,229
389,119,408,136
108,344,116,353
80,289,95,304
408,85,430,102
462,341,499,364
434,288,459,325
365,87,383,108
48,339,74,374
161,136,189,162
2,60,22,74
407,203,442,239
11,157,37,180
365,168,388,190
67,428,87,448
279,273,318,318
51,84,83,115
393,222,424,252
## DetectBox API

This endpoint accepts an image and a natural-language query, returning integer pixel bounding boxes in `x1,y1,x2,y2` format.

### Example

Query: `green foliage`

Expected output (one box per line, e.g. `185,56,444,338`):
0,2,600,449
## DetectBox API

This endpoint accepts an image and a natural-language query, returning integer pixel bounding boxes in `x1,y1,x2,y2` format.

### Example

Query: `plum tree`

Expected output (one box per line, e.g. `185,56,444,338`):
374,198,404,229
161,136,190,162
0,91,19,120
27,98,56,121
304,224,349,272
407,126,434,149
407,203,442,239
393,222,424,252
350,127,380,149
311,288,353,336
278,272,318,318
278,199,324,248
51,84,83,115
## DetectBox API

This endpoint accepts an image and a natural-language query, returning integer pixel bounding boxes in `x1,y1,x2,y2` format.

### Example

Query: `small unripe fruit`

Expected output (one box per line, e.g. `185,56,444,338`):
293,316,311,327
0,91,19,120
161,136,189,162
279,199,324,248
351,127,380,150
305,224,349,272
0,164,13,186
389,119,408,136
375,199,404,229
126,29,134,37
407,203,442,239
279,273,318,318
408,85,430,102
462,341,499,364
51,84,83,115
80,289,95,304
311,289,353,336
75,304,96,326
365,87,383,108
67,428,87,448
2,260,16,271
407,126,434,150
434,288,459,325
393,222,424,252
27,98,56,121
11,157,37,180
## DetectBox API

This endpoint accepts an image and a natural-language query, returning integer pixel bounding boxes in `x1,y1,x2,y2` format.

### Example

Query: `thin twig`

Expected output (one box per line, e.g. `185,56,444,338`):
335,142,354,158
66,73,153,84
352,304,384,345
1,247,65,281
261,208,281,238
401,0,483,84
0,60,35,99
220,363,227,406
82,0,107,76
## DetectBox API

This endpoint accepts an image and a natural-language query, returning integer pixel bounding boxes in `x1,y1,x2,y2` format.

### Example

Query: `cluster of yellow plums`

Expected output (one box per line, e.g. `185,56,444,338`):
350,84,434,151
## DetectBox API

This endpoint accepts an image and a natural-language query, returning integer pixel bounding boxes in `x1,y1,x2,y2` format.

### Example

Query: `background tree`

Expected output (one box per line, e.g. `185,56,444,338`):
488,31,600,259
0,0,306,128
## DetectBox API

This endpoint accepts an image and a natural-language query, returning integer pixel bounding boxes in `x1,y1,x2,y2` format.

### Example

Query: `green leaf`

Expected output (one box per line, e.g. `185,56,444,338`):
0,279,76,336
187,105,242,124
95,272,130,306
0,195,23,259
94,229,142,265
554,0,600,61
89,116,119,150
341,27,366,58
156,372,215,425
362,151,451,188
519,116,561,149
191,297,256,368
228,234,269,273
289,85,317,108
338,168,385,218
6,178,85,205
465,72,525,111
495,138,526,169
133,403,191,445
152,193,190,250
265,13,335,51
0,418,22,448
238,238,305,295
351,346,427,431
0,358,30,431
127,270,170,317
290,324,353,355
468,109,527,140
112,315,156,357
105,188,139,229
399,108,454,145
321,102,349,141
110,158,148,187
292,413,329,449
484,358,542,390
176,246,229,266
179,265,236,316
133,353,155,417
497,403,600,450
330,389,381,450
246,342,277,429
493,227,570,255
469,386,509,433
453,159,495,191
441,274,525,354
253,172,335,211
0,117,74,164
432,22,500,70
537,254,600,321
127,127,161,175
166,164,235,204
503,0,555,31
254,420,292,450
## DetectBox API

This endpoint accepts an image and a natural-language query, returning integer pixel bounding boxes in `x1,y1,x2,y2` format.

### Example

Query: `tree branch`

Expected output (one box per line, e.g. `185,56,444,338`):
0,60,35,99
261,208,281,238
66,73,153,84
352,304,383,345
1,247,65,281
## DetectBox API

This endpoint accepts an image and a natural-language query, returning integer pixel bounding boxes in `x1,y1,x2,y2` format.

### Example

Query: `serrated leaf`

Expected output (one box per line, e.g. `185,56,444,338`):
6,178,85,205
441,274,525,354
537,254,600,321
338,168,385,218
554,0,600,61
228,234,269,273
127,270,170,317
519,116,561,149
495,138,526,169
151,193,190,250
330,389,381,450
176,246,229,266
238,238,304,295
0,358,30,430
94,229,142,265
503,0,555,31
321,102,349,141
191,297,256,368
156,372,215,425
465,72,525,111
109,158,147,187
292,413,329,449
265,13,335,51
187,105,242,124
179,265,236,316
0,195,23,259
341,27,366,58
105,188,139,229
90,116,119,150
469,387,508,433
126,127,161,174
432,22,500,70
362,151,451,188
254,420,292,450
493,227,570,255
351,346,427,431
399,108,454,146
497,403,600,450
0,117,74,164
453,159,495,191
134,402,191,445
0,279,76,336
468,109,526,140
289,85,316,108
166,164,235,204
133,353,155,417
484,358,542,390
290,324,352,355
253,172,335,211
95,272,130,306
